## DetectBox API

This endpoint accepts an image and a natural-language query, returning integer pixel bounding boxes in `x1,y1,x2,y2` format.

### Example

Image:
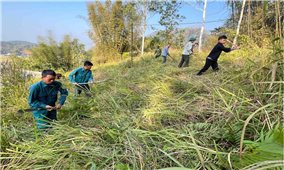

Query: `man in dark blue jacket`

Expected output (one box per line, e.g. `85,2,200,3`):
197,35,238,76
28,70,68,129
69,61,94,97
161,44,171,64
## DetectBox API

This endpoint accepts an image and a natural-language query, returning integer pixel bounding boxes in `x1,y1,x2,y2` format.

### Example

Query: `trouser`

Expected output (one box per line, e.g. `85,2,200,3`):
178,54,190,67
33,110,57,129
155,54,161,58
197,58,219,75
162,56,167,63
74,84,91,97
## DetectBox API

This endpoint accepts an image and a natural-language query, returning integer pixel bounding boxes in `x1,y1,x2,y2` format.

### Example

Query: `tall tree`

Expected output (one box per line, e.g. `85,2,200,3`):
247,0,251,38
148,0,184,42
31,34,86,71
275,0,282,39
198,0,207,52
233,0,246,45
224,0,283,47
138,0,184,55
138,0,149,56
111,1,125,50
87,1,142,62
262,0,268,33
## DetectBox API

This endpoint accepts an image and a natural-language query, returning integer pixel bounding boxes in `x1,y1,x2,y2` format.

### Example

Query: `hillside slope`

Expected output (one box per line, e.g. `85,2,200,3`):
0,41,36,55
1,49,283,169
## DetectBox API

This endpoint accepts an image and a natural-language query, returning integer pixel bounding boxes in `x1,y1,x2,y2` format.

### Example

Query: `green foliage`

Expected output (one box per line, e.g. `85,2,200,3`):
146,27,201,52
30,34,87,71
148,0,185,41
87,0,187,62
223,1,284,47
231,124,284,169
87,0,142,63
212,28,258,48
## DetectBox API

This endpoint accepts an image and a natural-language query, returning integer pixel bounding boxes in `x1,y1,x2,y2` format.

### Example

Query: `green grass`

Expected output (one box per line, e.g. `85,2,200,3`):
0,47,283,169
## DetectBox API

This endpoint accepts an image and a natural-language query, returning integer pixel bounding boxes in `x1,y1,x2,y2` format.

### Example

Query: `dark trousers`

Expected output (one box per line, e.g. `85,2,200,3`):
33,110,57,129
197,58,219,75
162,56,167,63
178,54,190,67
75,84,91,96
155,54,161,58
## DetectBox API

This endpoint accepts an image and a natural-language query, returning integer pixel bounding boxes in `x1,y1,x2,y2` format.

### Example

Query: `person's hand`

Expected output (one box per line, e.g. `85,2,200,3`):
232,45,239,50
56,104,62,110
46,105,55,111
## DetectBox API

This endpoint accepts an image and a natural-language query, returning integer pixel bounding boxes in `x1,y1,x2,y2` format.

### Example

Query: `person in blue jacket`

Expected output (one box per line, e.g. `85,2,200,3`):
28,69,68,129
161,44,171,64
69,61,94,97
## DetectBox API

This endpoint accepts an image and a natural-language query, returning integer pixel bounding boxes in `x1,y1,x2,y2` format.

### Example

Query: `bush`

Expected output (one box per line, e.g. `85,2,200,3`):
29,34,89,71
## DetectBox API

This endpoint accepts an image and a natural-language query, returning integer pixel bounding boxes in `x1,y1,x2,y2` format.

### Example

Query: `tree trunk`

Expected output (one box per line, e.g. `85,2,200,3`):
141,5,147,56
131,23,134,63
232,0,235,28
262,1,266,31
141,32,145,56
248,0,251,38
275,0,282,39
233,0,246,45
275,1,279,37
198,0,207,53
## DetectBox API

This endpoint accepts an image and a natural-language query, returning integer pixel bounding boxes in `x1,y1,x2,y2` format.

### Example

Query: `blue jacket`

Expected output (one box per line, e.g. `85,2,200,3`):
28,81,68,109
68,67,93,83
28,81,68,129
162,46,170,57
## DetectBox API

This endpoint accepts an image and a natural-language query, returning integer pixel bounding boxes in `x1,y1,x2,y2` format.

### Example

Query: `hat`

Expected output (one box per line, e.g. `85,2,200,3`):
189,37,196,41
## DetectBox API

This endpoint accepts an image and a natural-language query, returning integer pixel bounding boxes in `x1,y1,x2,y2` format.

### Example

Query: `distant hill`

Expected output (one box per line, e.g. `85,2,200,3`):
1,41,36,56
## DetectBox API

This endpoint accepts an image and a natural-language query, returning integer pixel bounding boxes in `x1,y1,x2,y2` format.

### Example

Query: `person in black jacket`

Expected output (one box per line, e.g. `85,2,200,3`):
154,45,162,58
197,35,239,76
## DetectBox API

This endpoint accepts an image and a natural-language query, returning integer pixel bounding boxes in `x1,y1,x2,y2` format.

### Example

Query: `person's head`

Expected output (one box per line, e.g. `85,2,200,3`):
218,35,228,44
157,45,160,48
167,43,171,48
189,37,196,42
42,69,56,84
83,61,93,70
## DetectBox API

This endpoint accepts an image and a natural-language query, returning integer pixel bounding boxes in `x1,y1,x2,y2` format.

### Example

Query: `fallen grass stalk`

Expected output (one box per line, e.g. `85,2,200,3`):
158,149,185,168
239,104,273,154
188,131,205,169
241,160,284,170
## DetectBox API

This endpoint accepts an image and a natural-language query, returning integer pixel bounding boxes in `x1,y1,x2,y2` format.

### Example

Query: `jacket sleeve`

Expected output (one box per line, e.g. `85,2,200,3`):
68,68,80,83
28,85,46,109
58,83,68,105
154,49,158,55
187,43,193,54
218,44,231,53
